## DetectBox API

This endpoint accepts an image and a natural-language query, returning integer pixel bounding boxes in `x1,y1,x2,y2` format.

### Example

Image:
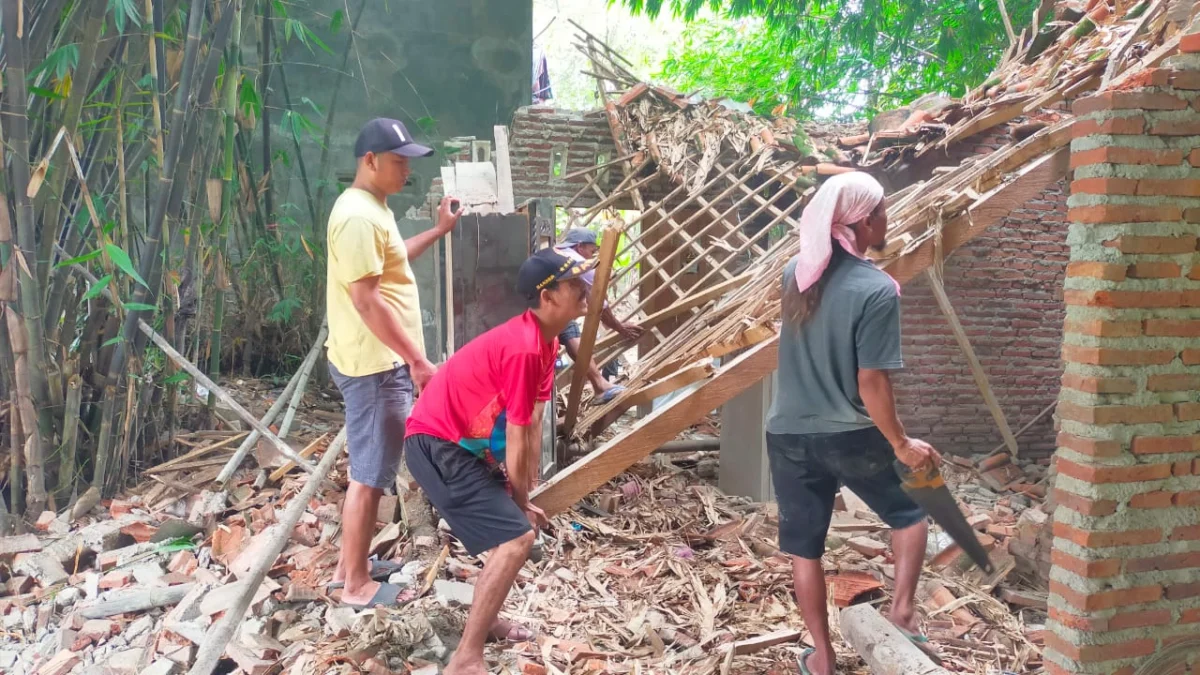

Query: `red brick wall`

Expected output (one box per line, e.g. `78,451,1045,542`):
892,181,1069,458
508,106,1070,458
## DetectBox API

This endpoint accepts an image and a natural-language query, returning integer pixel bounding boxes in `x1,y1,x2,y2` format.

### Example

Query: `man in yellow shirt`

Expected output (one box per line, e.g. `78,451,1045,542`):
325,117,461,608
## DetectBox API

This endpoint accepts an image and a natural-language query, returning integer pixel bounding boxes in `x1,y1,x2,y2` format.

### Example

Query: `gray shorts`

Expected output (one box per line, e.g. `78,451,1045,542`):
329,362,413,489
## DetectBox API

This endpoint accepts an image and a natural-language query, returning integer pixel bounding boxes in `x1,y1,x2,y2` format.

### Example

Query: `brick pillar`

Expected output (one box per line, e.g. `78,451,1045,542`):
1046,33,1200,675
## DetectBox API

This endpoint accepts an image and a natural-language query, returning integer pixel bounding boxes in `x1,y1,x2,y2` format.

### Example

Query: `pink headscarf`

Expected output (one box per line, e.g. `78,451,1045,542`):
792,171,900,295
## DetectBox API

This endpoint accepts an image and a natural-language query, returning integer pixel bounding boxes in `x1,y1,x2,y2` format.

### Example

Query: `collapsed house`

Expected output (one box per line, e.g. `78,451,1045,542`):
2,2,1200,675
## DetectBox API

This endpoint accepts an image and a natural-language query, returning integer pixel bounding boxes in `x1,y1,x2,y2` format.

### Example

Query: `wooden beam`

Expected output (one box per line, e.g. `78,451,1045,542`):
563,226,621,435
595,272,750,353
586,361,714,437
925,268,1020,456
534,338,778,515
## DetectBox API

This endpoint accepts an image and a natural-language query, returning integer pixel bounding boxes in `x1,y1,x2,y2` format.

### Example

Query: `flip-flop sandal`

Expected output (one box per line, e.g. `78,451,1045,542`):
326,559,406,590
341,582,416,609
798,648,817,675
592,385,626,406
487,618,536,644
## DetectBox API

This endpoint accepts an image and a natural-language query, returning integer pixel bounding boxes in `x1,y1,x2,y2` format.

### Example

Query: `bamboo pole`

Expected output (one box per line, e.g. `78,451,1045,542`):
138,322,316,474
278,320,328,439
55,374,84,500
189,428,345,675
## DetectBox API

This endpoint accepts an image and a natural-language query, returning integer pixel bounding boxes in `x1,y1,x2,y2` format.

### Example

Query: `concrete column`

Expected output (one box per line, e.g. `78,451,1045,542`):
1046,33,1200,674
719,372,776,502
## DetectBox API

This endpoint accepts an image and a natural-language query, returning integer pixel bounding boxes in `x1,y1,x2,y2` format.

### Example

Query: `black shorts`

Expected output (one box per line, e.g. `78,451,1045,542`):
766,427,925,559
558,320,582,342
404,434,531,556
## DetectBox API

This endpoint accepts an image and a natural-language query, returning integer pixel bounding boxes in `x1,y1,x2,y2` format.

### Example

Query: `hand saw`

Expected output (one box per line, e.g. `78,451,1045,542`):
893,460,994,574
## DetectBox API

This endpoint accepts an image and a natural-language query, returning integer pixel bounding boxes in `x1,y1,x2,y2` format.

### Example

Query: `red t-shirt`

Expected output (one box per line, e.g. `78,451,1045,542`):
405,311,556,465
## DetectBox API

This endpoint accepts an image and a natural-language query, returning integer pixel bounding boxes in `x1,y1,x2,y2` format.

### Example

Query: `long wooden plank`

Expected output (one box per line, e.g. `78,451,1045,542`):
563,226,621,435
594,272,751,353
536,144,1072,515
925,268,1020,456
535,339,778,515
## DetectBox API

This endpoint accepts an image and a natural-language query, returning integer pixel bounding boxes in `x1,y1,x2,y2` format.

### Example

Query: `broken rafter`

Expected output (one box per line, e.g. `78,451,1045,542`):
563,226,621,435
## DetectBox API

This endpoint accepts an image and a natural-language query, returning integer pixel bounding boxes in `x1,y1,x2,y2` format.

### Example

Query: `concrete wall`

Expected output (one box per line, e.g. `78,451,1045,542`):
264,0,531,352
1045,48,1200,674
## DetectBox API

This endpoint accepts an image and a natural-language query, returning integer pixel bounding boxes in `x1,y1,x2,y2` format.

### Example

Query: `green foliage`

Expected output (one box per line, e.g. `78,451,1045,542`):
267,296,303,323
83,275,113,301
638,0,1041,120
106,0,143,33
105,244,149,289
29,44,80,81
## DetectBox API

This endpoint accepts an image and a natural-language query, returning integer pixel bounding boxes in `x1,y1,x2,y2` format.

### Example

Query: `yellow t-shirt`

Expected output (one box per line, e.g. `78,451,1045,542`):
325,188,425,376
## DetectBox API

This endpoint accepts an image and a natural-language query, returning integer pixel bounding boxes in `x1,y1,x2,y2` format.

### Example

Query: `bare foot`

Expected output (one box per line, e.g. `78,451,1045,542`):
889,605,919,634
443,656,489,675
339,579,382,606
803,648,836,675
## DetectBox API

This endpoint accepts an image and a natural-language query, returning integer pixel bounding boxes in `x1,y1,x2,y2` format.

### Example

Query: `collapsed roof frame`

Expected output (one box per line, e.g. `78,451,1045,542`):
532,10,1184,516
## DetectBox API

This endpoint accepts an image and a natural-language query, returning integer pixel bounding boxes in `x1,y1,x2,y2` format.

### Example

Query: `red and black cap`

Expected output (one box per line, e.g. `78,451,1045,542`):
517,248,594,299
354,118,435,158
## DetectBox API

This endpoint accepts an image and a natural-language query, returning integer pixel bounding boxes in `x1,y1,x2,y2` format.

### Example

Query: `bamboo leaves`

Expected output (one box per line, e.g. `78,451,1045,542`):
107,0,143,32
104,244,149,289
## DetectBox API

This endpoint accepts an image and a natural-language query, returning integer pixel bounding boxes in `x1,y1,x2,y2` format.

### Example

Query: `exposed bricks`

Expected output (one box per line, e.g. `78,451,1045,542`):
1063,318,1141,337
1051,548,1120,578
1129,490,1175,508
1167,582,1200,600
1149,119,1200,136
1053,488,1119,517
1068,204,1183,224
1064,289,1197,309
1103,234,1198,254
1051,579,1163,611
1072,91,1188,115
1070,177,1138,195
1060,373,1136,394
1125,552,1200,573
1061,345,1175,366
1192,148,1200,167
1056,401,1174,425
1054,520,1163,547
1183,32,1200,54
1176,402,1200,422
1128,261,1182,278
1065,261,1126,280
1058,432,1123,458
1137,178,1200,197
1146,374,1200,391
1172,70,1200,89
1070,146,1184,168
1056,457,1174,484
1171,524,1200,541
1044,632,1157,662
1072,117,1146,137
1131,435,1200,455
1185,349,1200,365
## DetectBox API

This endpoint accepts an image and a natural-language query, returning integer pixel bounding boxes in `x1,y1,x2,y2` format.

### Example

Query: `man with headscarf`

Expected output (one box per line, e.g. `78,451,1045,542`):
553,228,643,403
767,172,941,675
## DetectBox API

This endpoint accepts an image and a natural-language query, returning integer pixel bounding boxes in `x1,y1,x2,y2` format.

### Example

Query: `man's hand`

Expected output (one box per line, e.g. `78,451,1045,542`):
436,195,464,234
410,358,438,391
525,503,548,530
893,436,942,471
618,323,644,341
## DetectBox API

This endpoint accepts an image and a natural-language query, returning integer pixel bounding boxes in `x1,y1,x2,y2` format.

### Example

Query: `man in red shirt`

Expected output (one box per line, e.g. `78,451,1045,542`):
405,248,591,675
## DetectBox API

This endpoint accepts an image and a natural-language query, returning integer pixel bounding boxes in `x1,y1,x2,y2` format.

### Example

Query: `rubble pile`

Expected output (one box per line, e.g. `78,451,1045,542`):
1,417,1054,675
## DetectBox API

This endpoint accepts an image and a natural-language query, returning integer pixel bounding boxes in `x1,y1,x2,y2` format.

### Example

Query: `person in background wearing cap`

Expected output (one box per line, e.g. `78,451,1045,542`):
553,227,644,404
325,118,462,608
403,249,591,674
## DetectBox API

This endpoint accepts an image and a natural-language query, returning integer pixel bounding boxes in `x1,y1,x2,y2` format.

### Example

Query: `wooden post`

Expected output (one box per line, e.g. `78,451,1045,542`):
925,267,1020,456
444,230,455,356
841,604,953,675
562,226,620,436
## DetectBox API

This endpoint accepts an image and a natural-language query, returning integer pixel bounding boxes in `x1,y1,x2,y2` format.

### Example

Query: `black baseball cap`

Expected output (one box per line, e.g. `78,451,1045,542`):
517,249,594,299
354,118,435,158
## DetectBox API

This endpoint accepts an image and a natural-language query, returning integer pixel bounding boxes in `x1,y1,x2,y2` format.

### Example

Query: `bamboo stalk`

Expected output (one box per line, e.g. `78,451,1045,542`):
563,226,621,435
188,428,345,675
138,321,316,473
55,373,84,501
278,320,328,439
